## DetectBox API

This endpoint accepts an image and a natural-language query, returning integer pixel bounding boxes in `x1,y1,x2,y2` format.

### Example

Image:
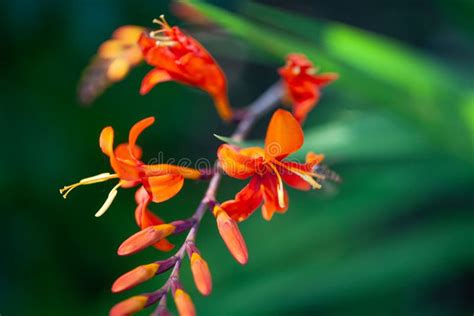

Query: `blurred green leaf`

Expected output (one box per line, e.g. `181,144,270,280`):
186,0,474,163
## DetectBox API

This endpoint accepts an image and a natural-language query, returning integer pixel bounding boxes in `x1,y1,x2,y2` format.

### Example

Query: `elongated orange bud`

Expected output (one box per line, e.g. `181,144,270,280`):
190,253,212,296
112,263,159,293
109,295,148,316
173,289,196,316
118,224,176,256
214,206,248,264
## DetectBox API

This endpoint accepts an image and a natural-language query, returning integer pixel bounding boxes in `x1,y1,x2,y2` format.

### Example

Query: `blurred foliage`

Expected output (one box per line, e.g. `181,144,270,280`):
1,0,473,316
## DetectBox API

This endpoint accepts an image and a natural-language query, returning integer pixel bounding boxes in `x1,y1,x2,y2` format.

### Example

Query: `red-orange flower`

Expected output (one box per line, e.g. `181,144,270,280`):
279,53,338,123
78,25,145,104
138,16,233,121
217,109,325,221
60,117,202,218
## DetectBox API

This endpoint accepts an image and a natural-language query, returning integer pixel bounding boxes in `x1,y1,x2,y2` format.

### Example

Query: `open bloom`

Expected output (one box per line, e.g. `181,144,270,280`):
78,25,145,104
218,109,325,221
60,117,203,218
138,16,233,121
279,53,338,123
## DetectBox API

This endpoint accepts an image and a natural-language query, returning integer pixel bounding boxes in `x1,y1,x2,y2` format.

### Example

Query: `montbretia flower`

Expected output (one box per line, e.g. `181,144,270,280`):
59,117,203,218
217,109,325,221
138,15,233,121
78,25,145,104
279,53,338,123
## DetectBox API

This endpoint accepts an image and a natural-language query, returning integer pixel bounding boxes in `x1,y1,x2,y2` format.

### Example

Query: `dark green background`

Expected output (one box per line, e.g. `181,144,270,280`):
1,0,473,315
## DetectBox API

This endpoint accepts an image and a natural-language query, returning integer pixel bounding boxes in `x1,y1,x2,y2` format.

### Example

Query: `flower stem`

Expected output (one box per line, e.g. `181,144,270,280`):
152,81,283,314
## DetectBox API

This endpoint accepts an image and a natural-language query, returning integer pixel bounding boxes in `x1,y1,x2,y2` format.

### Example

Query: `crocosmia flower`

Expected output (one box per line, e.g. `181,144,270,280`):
78,25,145,104
279,53,338,123
60,117,203,219
217,109,325,221
138,16,233,121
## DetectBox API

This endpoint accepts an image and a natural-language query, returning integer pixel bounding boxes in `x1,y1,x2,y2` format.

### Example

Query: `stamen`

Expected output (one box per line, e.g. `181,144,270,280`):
292,169,322,189
267,164,285,208
60,173,118,199
155,40,177,47
272,160,322,190
95,181,122,217
152,15,171,29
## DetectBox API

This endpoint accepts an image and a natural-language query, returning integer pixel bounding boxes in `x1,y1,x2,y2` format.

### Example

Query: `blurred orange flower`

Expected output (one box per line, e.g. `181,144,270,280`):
138,16,233,121
218,109,325,221
279,53,338,123
78,25,145,104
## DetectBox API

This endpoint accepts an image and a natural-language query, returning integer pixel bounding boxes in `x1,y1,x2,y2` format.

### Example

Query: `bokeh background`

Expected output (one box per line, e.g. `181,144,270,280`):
1,0,473,315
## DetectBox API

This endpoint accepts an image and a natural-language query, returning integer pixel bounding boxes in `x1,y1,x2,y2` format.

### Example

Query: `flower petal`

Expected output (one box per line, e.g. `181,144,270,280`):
261,174,289,221
128,116,154,161
220,176,263,222
99,126,115,156
134,187,175,251
145,174,184,203
217,144,259,180
144,164,202,180
265,109,304,159
140,68,173,95
114,143,142,161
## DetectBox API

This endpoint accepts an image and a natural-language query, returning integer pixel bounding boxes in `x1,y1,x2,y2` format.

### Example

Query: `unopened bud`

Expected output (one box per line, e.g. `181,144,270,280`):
173,289,196,316
118,224,176,256
190,253,212,296
214,206,248,264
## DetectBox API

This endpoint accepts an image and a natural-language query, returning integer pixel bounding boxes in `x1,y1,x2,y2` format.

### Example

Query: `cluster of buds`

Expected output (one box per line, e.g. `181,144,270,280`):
64,11,338,316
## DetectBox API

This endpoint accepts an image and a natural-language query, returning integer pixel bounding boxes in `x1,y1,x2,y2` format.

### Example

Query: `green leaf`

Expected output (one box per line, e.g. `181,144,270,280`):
213,133,241,146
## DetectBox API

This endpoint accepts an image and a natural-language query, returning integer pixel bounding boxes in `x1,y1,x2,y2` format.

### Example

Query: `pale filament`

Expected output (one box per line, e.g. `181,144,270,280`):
95,181,122,217
266,163,286,208
59,172,119,199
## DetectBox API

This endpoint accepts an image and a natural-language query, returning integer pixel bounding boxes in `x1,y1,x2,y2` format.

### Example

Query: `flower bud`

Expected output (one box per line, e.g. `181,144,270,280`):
173,289,196,316
118,224,176,256
190,253,212,296
112,263,159,293
109,295,148,316
214,206,248,264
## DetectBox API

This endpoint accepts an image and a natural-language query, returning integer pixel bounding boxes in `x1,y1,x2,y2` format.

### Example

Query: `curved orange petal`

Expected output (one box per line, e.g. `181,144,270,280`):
145,174,184,203
99,126,115,156
128,116,154,161
221,176,263,222
140,68,173,95
261,174,289,221
217,144,259,180
211,91,233,122
265,109,304,159
292,89,320,124
306,152,325,168
308,72,339,86
115,143,142,161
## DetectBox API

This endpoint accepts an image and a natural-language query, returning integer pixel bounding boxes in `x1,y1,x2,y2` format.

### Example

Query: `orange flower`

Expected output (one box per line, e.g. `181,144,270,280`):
279,53,338,123
60,117,202,217
217,109,325,221
78,25,145,104
138,16,233,121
